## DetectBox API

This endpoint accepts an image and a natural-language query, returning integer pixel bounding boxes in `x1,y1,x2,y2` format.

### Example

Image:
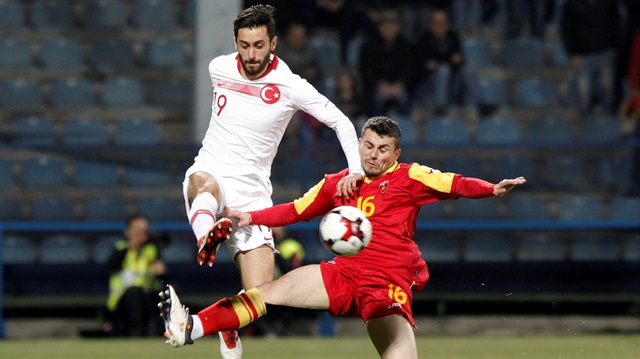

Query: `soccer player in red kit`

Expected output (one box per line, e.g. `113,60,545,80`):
160,116,526,358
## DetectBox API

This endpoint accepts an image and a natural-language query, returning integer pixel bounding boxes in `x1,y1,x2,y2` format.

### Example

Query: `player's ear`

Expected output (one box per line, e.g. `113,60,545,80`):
233,36,238,51
271,36,277,51
394,148,401,161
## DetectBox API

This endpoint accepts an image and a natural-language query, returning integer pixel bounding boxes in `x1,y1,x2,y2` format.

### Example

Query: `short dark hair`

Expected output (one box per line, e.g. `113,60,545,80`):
233,4,276,40
361,116,402,148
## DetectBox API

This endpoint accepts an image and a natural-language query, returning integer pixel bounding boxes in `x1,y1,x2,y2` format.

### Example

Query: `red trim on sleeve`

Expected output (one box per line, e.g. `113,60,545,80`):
249,202,299,228
452,175,496,199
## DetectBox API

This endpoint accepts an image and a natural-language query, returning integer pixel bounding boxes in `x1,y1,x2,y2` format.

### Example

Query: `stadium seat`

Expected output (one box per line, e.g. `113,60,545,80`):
551,40,569,67
489,156,537,189
543,155,590,190
30,0,75,29
598,156,633,192
504,195,550,220
309,35,341,74
114,117,161,145
570,236,618,262
451,197,499,220
515,78,559,108
395,116,419,145
516,234,565,261
84,196,128,221
556,196,604,221
137,196,184,221
40,235,89,264
609,197,640,221
152,78,192,110
579,115,624,144
144,38,187,68
133,0,178,29
462,37,493,71
125,160,172,187
50,78,95,109
0,78,45,112
464,236,511,262
345,35,363,68
62,117,109,146
93,236,119,263
162,238,196,263
0,159,16,189
3,236,36,264
102,77,145,108
528,117,573,145
476,78,506,106
32,196,76,221
0,197,25,221
12,116,56,146
440,157,483,177
424,116,469,146
623,235,640,262
91,39,136,71
0,39,32,70
39,38,85,70
502,38,545,68
419,236,460,263
0,0,25,31
476,116,521,145
21,156,66,188
74,160,119,188
82,0,127,29
418,201,448,220
183,0,194,28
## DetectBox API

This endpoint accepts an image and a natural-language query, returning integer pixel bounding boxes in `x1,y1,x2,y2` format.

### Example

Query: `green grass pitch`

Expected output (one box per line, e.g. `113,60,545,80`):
1,334,638,359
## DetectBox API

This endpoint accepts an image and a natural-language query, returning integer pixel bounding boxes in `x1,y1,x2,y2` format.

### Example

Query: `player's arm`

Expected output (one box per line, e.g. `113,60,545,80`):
453,175,526,198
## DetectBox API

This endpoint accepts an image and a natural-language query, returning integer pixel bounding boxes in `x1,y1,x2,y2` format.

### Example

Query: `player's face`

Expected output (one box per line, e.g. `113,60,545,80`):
235,26,277,80
359,129,400,178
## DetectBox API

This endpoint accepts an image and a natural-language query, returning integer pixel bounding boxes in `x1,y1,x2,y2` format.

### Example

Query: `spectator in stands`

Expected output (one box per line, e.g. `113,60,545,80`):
313,0,358,65
504,0,550,39
333,70,366,126
413,8,472,116
276,22,323,89
560,0,621,116
451,0,482,35
104,214,166,337
358,9,414,117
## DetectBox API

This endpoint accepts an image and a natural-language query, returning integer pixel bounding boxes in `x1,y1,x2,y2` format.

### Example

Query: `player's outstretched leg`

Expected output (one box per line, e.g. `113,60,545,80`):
158,284,194,347
197,218,233,266
219,330,243,359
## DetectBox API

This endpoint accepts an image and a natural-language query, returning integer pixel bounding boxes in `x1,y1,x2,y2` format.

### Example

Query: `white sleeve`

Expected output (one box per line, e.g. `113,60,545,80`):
291,79,365,176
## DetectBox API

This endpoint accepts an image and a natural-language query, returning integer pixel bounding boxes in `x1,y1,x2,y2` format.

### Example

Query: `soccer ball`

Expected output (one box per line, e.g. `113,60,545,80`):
319,206,372,257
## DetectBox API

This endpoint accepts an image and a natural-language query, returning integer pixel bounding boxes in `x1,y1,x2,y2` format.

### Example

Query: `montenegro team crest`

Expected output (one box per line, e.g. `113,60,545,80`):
379,179,388,193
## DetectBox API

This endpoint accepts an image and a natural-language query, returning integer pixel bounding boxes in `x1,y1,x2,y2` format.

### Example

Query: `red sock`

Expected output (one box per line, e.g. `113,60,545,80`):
197,288,266,336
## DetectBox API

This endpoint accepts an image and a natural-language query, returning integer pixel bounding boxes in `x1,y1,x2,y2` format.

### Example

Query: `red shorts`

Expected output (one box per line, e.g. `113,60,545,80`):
320,259,429,328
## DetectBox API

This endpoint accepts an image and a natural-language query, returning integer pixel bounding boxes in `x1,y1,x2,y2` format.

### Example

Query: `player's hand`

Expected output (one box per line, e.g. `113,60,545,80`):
220,207,252,227
336,173,363,197
493,177,526,197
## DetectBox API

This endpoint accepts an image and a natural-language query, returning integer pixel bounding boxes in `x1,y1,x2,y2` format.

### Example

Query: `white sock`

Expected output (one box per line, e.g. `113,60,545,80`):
190,315,204,341
188,192,219,241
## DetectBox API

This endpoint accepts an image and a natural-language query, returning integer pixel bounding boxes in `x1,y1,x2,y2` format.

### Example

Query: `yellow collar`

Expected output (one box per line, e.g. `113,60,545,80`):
363,161,399,183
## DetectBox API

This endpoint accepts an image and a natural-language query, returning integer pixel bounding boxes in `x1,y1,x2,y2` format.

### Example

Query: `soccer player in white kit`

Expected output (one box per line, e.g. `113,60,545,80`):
179,5,364,358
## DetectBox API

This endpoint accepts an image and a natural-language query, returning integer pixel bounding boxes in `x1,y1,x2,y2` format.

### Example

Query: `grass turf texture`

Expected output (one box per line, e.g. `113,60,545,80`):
1,335,638,359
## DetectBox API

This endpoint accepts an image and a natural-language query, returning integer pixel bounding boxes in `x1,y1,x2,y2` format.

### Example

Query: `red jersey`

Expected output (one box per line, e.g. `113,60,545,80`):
251,162,496,291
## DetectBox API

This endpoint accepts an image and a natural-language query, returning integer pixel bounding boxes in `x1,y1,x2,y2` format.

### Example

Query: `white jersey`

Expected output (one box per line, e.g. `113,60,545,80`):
193,52,363,188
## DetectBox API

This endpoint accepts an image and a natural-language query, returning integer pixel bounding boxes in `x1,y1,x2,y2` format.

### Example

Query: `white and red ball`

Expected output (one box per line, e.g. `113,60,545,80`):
319,206,372,257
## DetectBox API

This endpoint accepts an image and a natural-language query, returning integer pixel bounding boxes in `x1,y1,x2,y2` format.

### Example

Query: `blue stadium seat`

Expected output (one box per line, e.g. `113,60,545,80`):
62,117,109,146
40,235,89,264
144,38,187,68
598,156,633,192
543,155,589,190
418,201,448,220
476,116,521,145
183,0,194,28
21,156,66,188
623,235,639,262
133,0,178,29
0,78,44,111
0,197,25,220
504,195,550,220
3,236,36,264
345,35,363,68
424,116,469,145
0,159,16,189
51,78,95,109
451,198,499,220
84,197,128,221
125,160,171,187
30,0,75,29
0,0,26,31
570,236,618,262
137,196,184,221
39,38,85,70
395,116,419,145
309,35,341,74
114,118,161,145
502,38,545,68
476,78,506,106
93,236,119,263
0,39,32,70
551,40,569,67
440,157,483,177
528,117,573,145
609,197,640,221
419,236,460,263
516,234,565,261
579,115,624,144
12,116,56,146
32,196,76,221
102,77,145,108
91,39,136,71
162,238,196,263
464,236,511,262
489,156,537,189
152,78,192,110
82,0,127,29
74,160,119,188
515,78,559,108
462,37,493,70
557,196,604,221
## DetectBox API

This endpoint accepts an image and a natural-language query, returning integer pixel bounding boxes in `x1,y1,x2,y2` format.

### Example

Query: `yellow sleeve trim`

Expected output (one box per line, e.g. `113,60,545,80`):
293,178,326,214
408,163,455,193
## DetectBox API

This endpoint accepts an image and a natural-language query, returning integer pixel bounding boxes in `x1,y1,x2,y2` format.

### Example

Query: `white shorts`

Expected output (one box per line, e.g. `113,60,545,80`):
183,161,275,256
